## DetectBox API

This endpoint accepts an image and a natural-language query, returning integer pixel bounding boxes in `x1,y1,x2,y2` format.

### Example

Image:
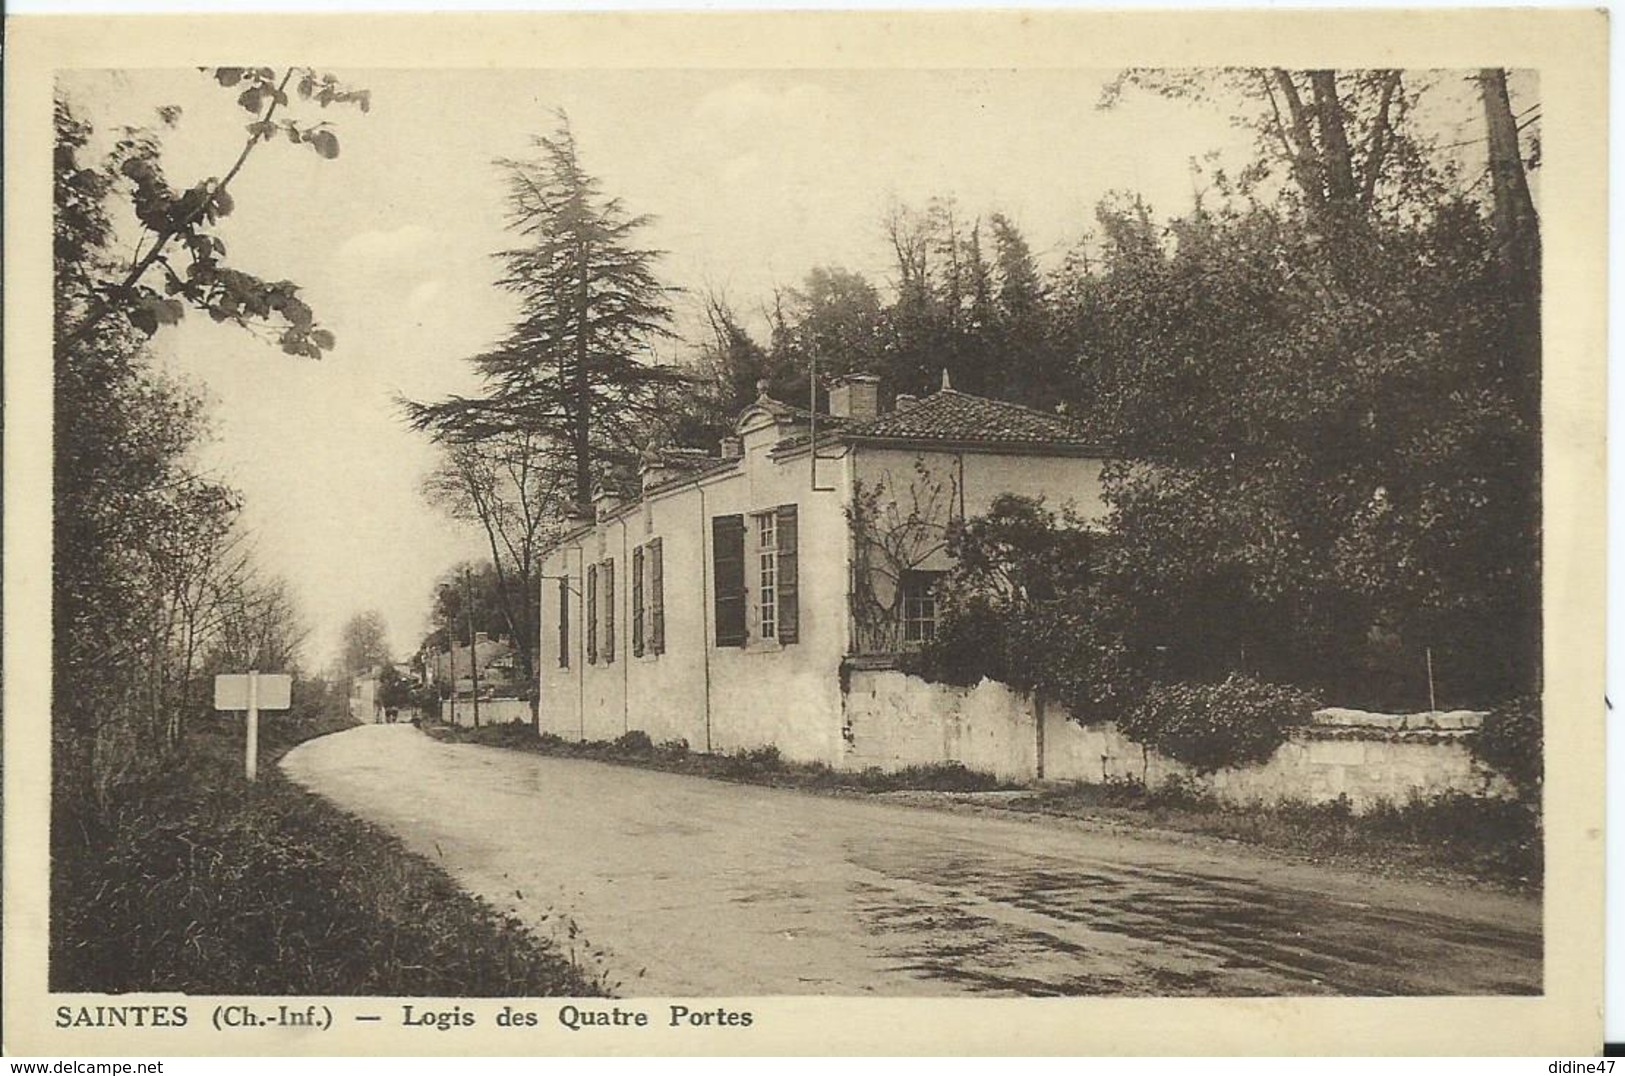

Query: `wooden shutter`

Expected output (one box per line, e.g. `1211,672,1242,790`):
776,503,799,644
632,545,645,658
586,563,598,665
650,538,665,655
603,558,616,663
713,514,746,647
557,575,570,668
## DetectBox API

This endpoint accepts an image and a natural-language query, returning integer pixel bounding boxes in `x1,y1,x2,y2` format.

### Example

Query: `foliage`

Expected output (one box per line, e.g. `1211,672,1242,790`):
1118,675,1319,774
51,698,605,996
1471,695,1542,802
337,610,391,682
54,92,320,804
60,68,366,356
404,112,680,508
613,730,654,755
905,494,1131,723
845,462,958,655
421,434,562,696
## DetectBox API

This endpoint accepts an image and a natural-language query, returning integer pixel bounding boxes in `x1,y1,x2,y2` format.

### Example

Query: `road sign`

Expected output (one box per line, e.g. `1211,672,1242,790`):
214,671,292,783
214,673,292,711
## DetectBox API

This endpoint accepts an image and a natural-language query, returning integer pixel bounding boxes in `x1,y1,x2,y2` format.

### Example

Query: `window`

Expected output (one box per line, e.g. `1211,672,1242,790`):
714,508,796,648
902,570,944,643
602,558,616,664
557,575,570,668
755,510,778,640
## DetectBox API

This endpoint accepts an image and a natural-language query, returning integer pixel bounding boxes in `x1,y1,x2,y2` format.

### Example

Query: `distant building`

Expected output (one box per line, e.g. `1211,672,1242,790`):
424,632,517,698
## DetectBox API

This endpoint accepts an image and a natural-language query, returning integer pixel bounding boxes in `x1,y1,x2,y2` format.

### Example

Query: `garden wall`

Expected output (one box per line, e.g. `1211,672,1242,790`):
442,697,532,728
840,668,1509,812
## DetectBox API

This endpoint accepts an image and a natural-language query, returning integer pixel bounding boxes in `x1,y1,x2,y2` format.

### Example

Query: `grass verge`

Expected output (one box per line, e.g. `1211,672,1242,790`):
51,709,608,996
433,720,1539,893
1001,778,1541,891
430,721,1016,793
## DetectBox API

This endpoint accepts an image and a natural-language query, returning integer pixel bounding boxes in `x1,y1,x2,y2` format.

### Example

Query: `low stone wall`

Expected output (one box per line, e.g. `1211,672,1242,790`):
442,697,532,728
840,668,1508,812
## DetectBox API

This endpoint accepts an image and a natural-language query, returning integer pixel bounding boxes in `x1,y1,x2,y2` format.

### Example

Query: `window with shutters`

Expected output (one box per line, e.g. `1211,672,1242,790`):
712,515,746,647
631,545,645,657
602,558,616,663
557,575,570,668
586,563,598,665
649,537,665,654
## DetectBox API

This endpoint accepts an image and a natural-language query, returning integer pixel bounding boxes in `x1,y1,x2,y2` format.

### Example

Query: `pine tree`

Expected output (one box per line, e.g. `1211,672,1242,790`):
407,114,678,508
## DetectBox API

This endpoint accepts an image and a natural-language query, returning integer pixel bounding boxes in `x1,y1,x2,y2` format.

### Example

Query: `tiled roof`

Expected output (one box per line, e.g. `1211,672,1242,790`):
838,389,1104,450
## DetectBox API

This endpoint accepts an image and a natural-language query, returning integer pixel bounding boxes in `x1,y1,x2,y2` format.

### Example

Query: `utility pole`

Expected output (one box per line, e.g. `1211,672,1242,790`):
465,565,481,729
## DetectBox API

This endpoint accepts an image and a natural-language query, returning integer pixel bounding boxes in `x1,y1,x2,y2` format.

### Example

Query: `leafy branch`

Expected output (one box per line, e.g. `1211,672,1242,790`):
61,66,369,356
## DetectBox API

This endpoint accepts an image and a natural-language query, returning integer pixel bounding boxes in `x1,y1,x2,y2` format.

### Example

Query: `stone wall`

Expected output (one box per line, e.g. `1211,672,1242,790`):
840,668,1509,812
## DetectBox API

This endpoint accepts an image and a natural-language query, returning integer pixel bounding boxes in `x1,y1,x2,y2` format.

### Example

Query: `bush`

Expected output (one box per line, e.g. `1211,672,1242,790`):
657,737,689,757
720,745,783,778
1120,674,1318,774
1471,695,1541,801
613,730,654,755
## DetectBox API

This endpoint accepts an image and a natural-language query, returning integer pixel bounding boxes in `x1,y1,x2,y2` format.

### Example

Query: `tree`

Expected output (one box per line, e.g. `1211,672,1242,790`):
1100,69,1434,228
405,113,679,508
54,73,367,804
338,611,392,682
422,433,563,709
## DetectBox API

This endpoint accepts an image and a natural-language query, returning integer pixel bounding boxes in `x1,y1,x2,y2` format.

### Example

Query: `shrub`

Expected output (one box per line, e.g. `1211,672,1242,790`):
720,745,783,778
1120,674,1317,774
613,730,654,755
657,738,689,757
1471,695,1541,801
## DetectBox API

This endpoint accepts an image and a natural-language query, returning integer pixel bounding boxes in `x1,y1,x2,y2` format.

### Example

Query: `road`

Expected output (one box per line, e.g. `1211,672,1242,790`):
282,724,1541,997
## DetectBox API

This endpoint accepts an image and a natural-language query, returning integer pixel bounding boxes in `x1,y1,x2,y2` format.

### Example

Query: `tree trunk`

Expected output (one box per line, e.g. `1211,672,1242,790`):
1309,70,1359,212
1479,69,1541,291
574,236,593,509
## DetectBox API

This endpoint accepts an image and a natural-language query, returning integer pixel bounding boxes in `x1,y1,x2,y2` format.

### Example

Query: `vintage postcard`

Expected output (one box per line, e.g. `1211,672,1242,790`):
2,8,1607,1057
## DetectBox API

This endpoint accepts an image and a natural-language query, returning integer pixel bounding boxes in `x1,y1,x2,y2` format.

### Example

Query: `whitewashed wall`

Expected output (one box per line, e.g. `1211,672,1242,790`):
841,668,1509,812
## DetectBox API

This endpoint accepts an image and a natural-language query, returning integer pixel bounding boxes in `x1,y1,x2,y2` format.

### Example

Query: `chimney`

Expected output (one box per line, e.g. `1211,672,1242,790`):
593,484,623,521
720,436,743,460
894,393,920,412
640,445,670,493
829,373,880,420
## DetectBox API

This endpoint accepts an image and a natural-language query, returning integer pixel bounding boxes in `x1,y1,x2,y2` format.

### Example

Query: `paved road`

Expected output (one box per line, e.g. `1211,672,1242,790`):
282,725,1540,997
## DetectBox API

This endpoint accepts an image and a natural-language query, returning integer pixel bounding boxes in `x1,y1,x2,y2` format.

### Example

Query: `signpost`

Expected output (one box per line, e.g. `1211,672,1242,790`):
214,671,293,781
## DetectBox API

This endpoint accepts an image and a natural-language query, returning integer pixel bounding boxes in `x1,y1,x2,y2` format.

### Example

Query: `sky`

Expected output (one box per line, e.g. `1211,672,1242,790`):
57,67,1506,668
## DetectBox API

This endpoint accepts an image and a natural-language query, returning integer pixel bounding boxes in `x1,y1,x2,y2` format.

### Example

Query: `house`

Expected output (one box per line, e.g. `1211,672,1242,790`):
424,632,517,698
534,372,1111,768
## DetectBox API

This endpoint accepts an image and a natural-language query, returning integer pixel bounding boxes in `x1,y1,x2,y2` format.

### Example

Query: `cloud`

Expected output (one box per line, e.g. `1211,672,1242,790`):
334,224,438,267
693,79,838,132
408,279,446,308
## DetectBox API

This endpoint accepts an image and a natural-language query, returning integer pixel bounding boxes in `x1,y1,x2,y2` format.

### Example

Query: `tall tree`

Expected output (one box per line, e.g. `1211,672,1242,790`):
405,114,679,508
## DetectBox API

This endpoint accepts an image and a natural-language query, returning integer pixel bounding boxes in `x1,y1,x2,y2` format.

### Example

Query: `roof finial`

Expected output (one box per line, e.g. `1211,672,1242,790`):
756,378,771,399
940,368,953,392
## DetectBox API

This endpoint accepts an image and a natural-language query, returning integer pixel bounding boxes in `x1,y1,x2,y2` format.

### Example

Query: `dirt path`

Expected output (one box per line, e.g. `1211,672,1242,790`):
282,724,1540,998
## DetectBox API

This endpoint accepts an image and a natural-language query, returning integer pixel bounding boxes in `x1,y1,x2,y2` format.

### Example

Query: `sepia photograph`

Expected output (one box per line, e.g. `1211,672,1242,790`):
4,8,1607,1058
